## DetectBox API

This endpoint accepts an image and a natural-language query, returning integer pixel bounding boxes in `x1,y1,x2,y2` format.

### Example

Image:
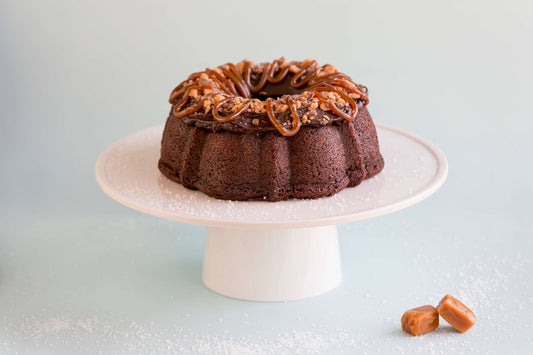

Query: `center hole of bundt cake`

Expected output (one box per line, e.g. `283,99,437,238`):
252,93,284,101
249,80,303,101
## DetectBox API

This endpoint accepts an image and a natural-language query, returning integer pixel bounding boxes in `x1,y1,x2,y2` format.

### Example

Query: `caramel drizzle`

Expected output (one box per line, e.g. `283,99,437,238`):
212,98,252,123
169,58,368,136
265,97,302,137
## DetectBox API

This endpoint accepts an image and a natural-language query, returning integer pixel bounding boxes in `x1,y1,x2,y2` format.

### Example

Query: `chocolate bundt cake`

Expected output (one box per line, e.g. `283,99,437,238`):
159,58,384,201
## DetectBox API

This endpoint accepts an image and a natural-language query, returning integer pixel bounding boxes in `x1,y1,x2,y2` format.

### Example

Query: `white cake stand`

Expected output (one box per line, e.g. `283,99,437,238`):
95,124,447,302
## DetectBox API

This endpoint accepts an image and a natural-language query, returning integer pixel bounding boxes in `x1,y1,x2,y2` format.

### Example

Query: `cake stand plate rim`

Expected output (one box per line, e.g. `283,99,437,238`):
95,123,448,229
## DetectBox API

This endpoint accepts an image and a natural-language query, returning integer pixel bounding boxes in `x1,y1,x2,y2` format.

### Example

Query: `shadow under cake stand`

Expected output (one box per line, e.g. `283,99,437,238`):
95,124,447,302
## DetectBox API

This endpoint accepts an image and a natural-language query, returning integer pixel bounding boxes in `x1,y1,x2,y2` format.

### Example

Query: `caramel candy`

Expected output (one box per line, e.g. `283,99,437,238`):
437,294,476,333
401,305,440,336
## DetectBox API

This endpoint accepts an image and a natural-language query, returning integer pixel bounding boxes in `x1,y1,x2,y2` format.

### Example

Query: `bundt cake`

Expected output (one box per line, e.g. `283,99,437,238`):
158,58,384,201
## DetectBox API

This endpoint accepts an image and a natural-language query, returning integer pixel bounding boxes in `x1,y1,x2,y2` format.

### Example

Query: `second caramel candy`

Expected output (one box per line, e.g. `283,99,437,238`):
401,305,439,336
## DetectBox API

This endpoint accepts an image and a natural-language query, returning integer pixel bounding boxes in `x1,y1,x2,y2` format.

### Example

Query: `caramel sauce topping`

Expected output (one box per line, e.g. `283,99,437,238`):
169,58,368,136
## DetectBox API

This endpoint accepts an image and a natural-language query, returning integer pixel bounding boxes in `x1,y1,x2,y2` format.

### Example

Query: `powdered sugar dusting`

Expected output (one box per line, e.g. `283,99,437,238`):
2,314,377,354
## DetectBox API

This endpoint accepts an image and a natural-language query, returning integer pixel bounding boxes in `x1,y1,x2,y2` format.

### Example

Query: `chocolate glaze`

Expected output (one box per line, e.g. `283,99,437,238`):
180,105,349,133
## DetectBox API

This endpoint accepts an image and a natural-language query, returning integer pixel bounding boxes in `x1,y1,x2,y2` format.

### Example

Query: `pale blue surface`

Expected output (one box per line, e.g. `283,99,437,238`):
1,1,532,353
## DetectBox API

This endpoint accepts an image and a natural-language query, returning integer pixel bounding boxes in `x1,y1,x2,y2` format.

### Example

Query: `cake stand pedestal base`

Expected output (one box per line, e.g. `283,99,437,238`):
203,226,341,301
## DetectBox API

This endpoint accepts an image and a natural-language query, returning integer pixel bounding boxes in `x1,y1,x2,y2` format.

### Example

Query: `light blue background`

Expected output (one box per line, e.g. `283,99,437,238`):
1,0,532,353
